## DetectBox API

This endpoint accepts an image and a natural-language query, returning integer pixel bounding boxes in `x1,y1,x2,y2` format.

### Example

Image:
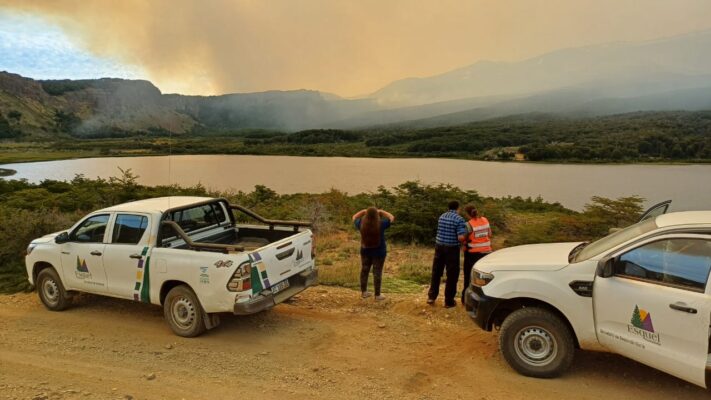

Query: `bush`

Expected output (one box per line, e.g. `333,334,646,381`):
386,181,481,244
504,196,644,247
0,207,80,293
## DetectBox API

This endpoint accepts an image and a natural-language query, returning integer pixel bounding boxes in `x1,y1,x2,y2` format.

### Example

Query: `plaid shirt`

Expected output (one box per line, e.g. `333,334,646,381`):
435,210,467,246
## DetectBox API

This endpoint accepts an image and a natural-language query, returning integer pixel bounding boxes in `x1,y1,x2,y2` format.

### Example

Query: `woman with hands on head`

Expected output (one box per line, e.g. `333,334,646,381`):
352,207,395,301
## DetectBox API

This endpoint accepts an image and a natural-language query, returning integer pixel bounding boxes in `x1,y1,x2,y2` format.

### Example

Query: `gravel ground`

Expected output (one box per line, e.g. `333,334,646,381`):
0,286,707,400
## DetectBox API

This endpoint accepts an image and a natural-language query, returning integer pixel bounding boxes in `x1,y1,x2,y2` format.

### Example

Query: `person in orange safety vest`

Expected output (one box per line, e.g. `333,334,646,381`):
461,204,493,304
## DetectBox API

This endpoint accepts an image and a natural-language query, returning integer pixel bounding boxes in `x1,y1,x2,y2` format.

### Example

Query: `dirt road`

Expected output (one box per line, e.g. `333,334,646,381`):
0,287,707,400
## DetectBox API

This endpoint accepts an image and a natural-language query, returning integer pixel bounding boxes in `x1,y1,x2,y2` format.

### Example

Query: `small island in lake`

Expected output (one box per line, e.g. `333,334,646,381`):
0,168,16,177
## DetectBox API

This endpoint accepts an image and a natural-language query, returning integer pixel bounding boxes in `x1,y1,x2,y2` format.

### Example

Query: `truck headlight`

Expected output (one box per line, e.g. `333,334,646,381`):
26,244,37,256
472,269,494,286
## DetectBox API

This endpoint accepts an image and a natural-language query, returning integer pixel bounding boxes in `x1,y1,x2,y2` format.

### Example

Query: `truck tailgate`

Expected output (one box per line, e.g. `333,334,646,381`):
248,230,313,292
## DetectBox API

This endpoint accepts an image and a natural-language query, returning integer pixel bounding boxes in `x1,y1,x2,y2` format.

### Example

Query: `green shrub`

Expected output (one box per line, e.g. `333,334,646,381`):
0,207,80,293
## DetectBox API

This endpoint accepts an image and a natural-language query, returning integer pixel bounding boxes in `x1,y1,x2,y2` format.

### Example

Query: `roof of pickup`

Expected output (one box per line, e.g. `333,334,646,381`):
98,196,215,214
656,211,711,227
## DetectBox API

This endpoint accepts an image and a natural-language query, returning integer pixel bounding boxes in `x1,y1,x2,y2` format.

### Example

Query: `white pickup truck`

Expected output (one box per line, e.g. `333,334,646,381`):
464,201,711,388
25,197,317,337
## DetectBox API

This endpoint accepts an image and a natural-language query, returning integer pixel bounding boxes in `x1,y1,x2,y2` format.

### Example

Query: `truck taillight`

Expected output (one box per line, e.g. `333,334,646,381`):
227,262,252,292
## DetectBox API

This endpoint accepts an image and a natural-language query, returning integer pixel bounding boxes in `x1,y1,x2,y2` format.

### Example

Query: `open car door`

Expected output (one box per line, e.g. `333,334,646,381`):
639,200,671,223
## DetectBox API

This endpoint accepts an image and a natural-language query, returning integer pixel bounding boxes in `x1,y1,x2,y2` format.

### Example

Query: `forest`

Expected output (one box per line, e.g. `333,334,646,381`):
13,110,707,164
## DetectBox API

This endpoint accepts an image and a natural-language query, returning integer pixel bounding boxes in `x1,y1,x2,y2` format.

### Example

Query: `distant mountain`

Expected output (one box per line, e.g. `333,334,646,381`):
369,30,711,108
370,83,711,129
2,30,711,137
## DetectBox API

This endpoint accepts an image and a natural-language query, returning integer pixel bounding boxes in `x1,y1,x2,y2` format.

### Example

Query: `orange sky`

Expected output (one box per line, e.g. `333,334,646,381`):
2,0,711,96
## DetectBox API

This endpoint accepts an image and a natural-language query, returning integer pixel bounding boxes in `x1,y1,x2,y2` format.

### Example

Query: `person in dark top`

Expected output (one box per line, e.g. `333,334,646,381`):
427,201,467,308
352,207,395,301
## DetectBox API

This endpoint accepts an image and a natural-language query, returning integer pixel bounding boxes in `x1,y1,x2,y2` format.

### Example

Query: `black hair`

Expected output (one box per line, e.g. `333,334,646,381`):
464,204,478,218
448,200,459,211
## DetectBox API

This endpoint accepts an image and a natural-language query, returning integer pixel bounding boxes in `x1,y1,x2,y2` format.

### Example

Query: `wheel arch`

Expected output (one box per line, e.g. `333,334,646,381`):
489,297,580,348
32,261,56,284
159,280,193,305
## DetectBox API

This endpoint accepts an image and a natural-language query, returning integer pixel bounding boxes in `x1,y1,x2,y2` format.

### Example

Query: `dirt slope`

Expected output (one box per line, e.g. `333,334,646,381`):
0,287,707,400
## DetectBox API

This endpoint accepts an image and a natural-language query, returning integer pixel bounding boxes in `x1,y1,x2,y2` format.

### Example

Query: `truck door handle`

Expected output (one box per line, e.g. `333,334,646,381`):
90,250,102,256
129,253,142,259
669,302,697,314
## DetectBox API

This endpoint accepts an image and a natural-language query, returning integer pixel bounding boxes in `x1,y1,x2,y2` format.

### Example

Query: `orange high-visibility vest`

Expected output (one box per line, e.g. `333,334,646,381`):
466,217,492,253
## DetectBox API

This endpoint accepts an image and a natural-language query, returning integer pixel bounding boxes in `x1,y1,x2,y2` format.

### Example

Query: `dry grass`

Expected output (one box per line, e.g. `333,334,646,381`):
316,230,433,293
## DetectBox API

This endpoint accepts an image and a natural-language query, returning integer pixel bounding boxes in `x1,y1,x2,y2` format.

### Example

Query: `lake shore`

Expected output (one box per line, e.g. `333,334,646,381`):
2,154,711,211
0,146,708,167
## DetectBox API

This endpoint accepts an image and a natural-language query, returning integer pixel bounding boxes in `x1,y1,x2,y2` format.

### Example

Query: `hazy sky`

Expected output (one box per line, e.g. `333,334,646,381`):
1,0,710,96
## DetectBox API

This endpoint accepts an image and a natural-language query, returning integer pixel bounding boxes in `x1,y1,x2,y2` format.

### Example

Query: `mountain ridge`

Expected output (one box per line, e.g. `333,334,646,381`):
2,29,711,136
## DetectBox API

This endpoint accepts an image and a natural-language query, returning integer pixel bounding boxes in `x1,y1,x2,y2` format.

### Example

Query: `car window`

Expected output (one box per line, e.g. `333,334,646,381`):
71,214,110,243
575,218,658,262
169,203,227,233
615,238,711,291
112,214,149,244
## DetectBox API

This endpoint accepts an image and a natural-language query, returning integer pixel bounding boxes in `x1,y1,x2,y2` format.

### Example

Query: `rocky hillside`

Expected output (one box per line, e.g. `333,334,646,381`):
0,71,378,138
0,72,194,138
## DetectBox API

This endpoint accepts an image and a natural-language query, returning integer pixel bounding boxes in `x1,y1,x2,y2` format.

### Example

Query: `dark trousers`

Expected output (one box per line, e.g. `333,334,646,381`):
428,244,460,304
462,251,489,303
360,254,385,296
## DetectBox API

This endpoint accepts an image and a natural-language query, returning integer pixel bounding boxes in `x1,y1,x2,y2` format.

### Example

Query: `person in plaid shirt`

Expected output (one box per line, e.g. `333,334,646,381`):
427,200,467,308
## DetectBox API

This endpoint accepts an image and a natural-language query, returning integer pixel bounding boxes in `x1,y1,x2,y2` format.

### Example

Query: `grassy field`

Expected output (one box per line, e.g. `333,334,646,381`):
316,230,431,294
0,141,100,164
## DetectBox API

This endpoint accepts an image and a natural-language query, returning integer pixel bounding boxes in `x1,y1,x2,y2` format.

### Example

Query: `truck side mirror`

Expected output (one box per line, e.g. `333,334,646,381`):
596,257,616,278
55,232,69,244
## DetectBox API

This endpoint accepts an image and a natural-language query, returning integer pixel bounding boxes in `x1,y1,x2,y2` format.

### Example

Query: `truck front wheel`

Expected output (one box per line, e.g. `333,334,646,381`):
37,268,70,311
499,307,575,378
163,285,207,337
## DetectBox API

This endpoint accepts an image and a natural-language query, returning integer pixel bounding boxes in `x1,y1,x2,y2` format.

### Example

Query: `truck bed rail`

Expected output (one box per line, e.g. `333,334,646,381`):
160,201,312,253
161,221,245,253
229,204,312,231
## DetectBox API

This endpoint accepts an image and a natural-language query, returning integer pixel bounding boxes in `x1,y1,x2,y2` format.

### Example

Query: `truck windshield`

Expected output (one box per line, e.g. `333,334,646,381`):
573,218,658,262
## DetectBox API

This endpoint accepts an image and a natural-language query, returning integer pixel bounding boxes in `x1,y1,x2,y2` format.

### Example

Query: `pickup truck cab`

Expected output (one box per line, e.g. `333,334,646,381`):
464,203,711,388
25,196,317,337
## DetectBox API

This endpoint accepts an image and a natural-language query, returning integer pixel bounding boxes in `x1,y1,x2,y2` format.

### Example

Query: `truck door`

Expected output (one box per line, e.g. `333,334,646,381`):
638,200,671,223
593,234,711,387
102,213,152,300
59,213,110,293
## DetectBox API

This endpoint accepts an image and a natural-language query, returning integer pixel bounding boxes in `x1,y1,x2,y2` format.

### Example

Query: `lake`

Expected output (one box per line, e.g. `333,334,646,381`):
1,155,710,211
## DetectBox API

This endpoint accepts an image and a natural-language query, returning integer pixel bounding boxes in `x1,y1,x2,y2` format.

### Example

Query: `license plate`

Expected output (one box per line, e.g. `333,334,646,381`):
271,280,290,294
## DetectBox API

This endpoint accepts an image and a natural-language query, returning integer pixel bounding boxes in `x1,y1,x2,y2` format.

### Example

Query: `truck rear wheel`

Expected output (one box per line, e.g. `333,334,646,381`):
37,268,70,311
163,285,207,337
499,307,575,378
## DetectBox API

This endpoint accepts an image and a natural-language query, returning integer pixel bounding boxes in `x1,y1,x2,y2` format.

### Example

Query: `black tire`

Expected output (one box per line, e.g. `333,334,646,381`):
163,285,207,337
499,307,575,378
36,268,70,311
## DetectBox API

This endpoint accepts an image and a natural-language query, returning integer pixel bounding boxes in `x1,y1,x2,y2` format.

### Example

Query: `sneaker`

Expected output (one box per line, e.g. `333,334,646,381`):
444,301,456,308
361,292,372,299
426,298,435,305
375,295,386,301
